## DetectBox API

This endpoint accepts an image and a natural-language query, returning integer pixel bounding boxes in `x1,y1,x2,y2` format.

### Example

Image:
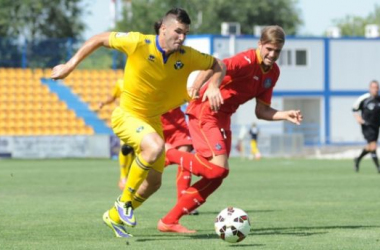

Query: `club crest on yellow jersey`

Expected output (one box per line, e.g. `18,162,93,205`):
174,60,184,70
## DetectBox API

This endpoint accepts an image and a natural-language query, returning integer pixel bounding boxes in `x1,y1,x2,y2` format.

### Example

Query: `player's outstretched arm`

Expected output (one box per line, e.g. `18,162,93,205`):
98,95,117,109
255,101,303,125
51,32,112,80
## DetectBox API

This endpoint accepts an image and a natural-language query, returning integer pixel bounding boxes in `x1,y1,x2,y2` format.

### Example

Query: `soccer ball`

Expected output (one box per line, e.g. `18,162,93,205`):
214,207,251,243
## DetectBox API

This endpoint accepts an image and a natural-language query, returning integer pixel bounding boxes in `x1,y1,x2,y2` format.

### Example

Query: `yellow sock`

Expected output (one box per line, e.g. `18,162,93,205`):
109,206,123,224
124,153,134,177
132,193,147,209
119,151,135,180
121,154,151,202
251,140,259,154
119,151,128,179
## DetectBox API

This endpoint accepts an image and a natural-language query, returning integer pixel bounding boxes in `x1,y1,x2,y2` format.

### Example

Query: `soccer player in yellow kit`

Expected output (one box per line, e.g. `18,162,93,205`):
98,78,134,190
51,8,225,238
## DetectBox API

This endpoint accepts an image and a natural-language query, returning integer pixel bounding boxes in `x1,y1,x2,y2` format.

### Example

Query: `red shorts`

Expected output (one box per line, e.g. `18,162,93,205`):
186,102,231,158
161,107,192,148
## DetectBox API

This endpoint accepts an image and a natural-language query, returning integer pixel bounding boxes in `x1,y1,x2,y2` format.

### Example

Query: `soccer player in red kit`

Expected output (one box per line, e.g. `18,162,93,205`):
161,107,196,205
158,25,303,233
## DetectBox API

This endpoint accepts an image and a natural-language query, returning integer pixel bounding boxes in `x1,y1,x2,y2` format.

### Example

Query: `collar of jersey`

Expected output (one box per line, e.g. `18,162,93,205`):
256,49,273,74
156,35,169,64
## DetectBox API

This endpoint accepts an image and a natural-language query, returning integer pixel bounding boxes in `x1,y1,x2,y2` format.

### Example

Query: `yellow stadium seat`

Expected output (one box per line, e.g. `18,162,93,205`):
0,68,117,135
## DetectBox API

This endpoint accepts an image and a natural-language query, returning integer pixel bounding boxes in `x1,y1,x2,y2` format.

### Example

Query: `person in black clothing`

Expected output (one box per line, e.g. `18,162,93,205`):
352,80,380,173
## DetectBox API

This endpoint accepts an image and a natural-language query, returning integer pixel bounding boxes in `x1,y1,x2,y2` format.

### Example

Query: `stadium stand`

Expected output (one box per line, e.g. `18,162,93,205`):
0,68,122,135
62,69,124,128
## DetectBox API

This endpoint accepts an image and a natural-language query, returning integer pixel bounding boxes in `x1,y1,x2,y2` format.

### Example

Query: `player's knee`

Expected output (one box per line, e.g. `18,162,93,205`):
141,138,165,164
219,167,229,179
207,166,229,179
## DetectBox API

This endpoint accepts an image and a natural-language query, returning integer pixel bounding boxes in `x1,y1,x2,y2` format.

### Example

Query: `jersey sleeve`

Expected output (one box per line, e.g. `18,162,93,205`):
352,93,369,112
224,50,254,78
189,48,215,71
111,79,123,98
108,32,140,55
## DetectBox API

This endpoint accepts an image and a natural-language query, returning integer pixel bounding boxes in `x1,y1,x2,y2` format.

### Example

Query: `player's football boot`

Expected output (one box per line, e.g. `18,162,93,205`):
114,197,137,227
103,211,133,238
157,219,196,233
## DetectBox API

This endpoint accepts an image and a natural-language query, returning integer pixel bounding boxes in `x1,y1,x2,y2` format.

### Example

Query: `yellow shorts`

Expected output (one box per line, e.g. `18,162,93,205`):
111,107,165,173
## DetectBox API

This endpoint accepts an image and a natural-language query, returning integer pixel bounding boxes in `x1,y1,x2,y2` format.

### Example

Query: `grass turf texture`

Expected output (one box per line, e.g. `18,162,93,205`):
1,158,380,250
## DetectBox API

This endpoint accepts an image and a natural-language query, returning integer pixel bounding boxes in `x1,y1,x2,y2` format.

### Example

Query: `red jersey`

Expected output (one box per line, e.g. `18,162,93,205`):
187,49,279,116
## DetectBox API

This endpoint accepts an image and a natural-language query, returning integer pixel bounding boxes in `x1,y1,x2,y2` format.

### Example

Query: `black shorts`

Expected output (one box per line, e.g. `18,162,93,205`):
362,124,379,142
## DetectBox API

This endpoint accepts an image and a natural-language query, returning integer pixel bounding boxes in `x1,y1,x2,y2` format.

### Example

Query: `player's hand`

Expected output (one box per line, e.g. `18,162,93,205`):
51,64,74,80
187,86,200,99
286,110,303,125
202,84,223,112
98,102,104,109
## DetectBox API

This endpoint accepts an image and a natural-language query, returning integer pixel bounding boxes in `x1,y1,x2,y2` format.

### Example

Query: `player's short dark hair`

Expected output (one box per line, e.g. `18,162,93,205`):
154,19,163,35
154,8,191,35
260,25,285,45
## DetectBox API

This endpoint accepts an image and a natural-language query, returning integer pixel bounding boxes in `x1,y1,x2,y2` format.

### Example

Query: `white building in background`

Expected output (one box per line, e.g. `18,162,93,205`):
326,27,341,38
365,24,380,38
185,35,380,146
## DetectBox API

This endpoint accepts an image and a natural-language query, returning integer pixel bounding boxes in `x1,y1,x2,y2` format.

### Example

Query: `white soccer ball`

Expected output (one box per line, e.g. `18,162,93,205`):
214,207,251,243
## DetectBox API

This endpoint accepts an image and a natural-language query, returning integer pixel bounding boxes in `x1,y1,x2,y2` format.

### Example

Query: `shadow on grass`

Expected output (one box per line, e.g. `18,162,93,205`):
135,234,265,248
251,225,380,236
135,232,217,242
228,244,265,248
135,225,379,243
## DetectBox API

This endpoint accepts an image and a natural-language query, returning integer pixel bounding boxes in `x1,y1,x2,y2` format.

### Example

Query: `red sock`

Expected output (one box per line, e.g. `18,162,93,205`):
166,149,228,179
176,166,191,200
162,175,227,224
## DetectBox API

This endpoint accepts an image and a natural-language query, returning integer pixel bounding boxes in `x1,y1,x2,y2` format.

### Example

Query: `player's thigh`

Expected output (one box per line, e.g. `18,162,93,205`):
112,107,161,154
188,115,229,158
165,129,192,148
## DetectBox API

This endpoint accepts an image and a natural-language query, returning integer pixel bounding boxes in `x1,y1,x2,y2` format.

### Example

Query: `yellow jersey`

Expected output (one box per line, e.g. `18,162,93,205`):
109,32,214,118
112,78,124,99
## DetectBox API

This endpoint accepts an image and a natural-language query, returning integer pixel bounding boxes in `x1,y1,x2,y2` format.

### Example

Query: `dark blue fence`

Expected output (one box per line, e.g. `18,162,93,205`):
0,37,126,69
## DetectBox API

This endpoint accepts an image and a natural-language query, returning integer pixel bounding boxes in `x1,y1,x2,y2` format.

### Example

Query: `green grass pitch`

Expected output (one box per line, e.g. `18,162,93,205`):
1,158,380,250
